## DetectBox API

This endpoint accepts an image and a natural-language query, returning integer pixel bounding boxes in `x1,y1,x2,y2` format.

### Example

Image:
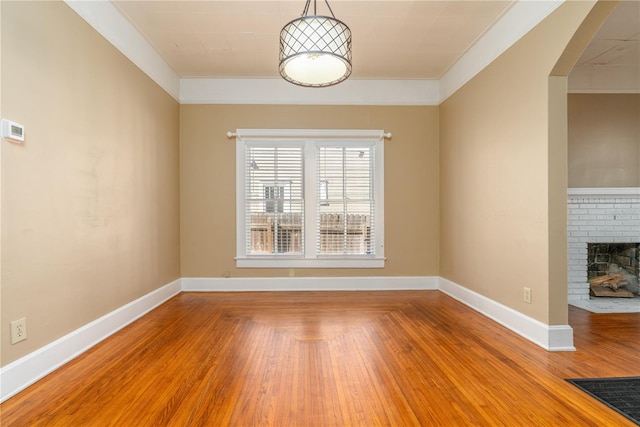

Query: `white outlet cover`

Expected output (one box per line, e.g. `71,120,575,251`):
10,318,27,344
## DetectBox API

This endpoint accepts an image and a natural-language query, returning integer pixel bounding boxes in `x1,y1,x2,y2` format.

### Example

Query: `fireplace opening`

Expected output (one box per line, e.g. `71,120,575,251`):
587,243,640,298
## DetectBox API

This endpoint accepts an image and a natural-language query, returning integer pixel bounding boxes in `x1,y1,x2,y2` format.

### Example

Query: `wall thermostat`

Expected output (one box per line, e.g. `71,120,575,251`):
1,119,25,142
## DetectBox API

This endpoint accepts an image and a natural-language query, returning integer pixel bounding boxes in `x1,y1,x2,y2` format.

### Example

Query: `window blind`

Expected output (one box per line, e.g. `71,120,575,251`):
245,145,304,255
316,145,375,255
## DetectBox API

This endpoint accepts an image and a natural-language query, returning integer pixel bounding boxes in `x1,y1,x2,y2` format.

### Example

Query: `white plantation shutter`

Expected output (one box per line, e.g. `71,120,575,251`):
245,144,304,255
317,145,375,255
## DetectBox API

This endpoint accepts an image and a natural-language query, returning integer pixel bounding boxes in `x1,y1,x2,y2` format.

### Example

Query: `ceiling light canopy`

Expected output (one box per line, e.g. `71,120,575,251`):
279,0,352,88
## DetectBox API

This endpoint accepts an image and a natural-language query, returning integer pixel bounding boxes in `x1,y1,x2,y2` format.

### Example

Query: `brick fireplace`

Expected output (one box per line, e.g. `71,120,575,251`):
568,188,640,312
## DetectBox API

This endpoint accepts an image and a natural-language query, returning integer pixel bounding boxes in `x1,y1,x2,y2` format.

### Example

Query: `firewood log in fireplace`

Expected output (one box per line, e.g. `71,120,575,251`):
588,273,628,291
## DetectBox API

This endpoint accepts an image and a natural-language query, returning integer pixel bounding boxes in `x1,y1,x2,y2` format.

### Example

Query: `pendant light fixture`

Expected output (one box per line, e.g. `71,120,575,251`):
279,0,352,87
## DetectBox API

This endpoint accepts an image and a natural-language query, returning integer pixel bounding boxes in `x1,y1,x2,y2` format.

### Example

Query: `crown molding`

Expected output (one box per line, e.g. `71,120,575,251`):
64,0,180,101
568,89,640,94
439,0,564,102
568,66,640,94
65,0,565,105
180,78,440,106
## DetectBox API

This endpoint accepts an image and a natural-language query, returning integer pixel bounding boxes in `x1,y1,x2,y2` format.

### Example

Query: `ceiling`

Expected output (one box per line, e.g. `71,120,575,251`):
573,0,639,70
111,0,639,85
112,0,516,79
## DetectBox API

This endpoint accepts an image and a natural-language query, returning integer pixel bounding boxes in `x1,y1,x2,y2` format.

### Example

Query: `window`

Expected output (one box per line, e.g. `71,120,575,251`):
235,129,385,268
317,146,374,255
264,184,286,213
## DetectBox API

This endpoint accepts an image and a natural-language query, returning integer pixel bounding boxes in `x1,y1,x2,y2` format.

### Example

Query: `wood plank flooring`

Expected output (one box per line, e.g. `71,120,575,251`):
1,291,639,426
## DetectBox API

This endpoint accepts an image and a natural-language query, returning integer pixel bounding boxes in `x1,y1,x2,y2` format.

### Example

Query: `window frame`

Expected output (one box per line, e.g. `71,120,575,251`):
235,129,385,268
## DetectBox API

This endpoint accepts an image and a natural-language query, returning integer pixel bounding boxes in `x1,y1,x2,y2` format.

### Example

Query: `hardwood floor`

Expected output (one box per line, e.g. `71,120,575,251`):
1,291,639,426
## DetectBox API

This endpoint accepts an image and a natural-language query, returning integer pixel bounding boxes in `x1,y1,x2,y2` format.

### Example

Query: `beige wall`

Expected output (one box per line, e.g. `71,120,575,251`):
568,94,640,188
180,104,439,278
1,1,180,365
439,1,600,325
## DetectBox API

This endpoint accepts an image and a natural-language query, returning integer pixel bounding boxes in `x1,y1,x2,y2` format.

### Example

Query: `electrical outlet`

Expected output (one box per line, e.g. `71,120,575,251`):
10,318,27,344
523,287,532,304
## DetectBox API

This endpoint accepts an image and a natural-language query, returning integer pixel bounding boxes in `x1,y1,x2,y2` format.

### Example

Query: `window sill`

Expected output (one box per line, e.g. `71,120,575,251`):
236,256,386,269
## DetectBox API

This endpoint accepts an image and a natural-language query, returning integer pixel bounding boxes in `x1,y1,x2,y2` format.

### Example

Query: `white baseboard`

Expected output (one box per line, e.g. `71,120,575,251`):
181,276,439,292
438,277,575,351
0,279,182,403
1,274,576,403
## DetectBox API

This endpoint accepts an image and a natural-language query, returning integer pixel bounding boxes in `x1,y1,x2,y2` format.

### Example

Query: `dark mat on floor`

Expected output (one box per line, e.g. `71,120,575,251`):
566,377,640,425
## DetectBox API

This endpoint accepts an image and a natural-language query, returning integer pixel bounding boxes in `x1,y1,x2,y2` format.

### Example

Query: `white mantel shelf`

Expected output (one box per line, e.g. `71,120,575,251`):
568,187,640,197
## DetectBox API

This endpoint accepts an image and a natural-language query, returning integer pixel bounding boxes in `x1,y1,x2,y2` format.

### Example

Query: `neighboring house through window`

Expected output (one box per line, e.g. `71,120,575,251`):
235,129,385,268
264,183,286,213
